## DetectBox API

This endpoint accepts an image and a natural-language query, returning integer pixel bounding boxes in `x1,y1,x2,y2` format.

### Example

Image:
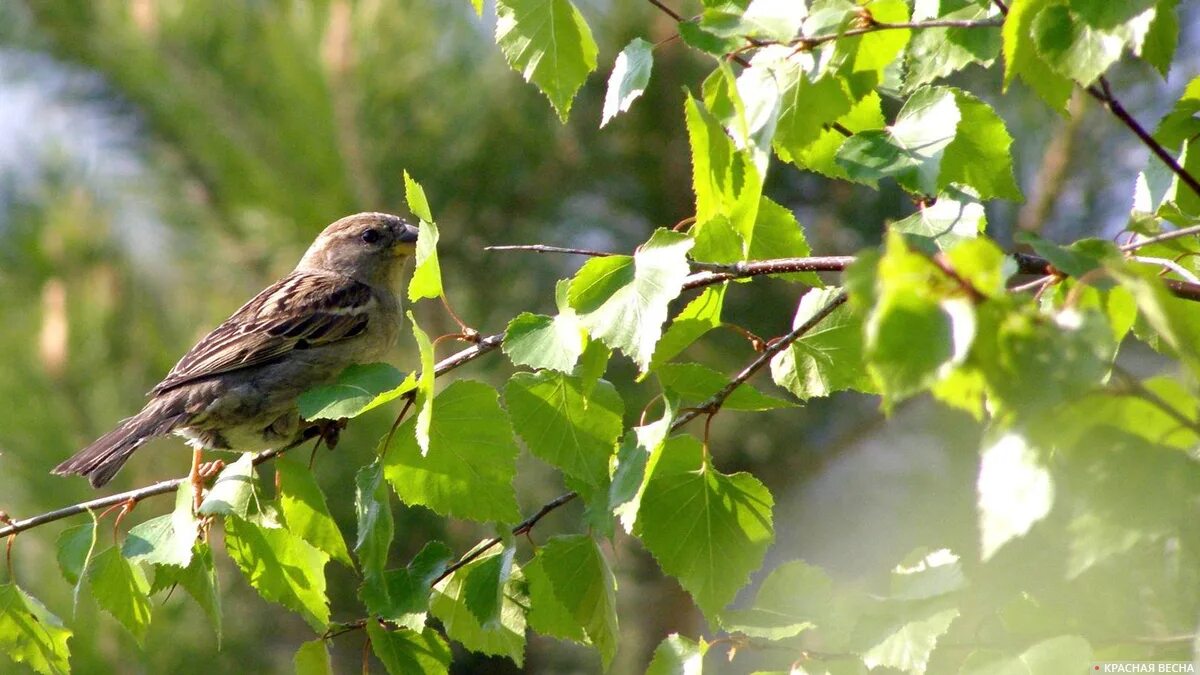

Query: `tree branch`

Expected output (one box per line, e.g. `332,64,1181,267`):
1085,76,1200,201
792,18,1002,49
1119,223,1200,253
672,290,849,431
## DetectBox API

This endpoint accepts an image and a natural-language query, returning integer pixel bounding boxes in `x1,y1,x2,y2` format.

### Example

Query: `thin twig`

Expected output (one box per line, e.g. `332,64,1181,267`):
1119,224,1200,253
1112,367,1200,436
793,18,1001,49
1130,256,1200,284
485,244,615,257
645,0,683,22
1085,76,1200,201
672,291,849,431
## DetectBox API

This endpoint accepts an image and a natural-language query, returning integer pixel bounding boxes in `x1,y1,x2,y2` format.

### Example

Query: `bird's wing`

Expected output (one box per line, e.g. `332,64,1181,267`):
151,271,375,394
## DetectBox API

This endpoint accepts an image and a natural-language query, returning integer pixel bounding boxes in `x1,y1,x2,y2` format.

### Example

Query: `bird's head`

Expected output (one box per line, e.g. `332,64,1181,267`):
297,212,420,286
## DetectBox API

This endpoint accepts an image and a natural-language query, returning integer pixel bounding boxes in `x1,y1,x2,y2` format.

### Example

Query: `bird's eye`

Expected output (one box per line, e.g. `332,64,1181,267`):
360,229,382,244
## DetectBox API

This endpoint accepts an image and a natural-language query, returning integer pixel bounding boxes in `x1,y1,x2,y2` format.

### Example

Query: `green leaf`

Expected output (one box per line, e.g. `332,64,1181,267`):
977,432,1054,560
410,310,436,456
609,398,676,533
525,554,586,641
384,380,521,523
771,287,875,400
1018,233,1118,278
747,198,818,285
837,87,961,195
360,542,454,629
293,639,332,675
855,233,968,404
431,552,527,665
601,38,653,127
462,544,515,627
974,304,1114,415
367,623,452,675
645,633,708,675
575,337,612,395
686,94,763,249
535,535,619,667
945,237,1016,298
86,546,153,644
1001,0,1074,111
855,604,959,672
941,90,1022,201
505,371,623,489
1031,2,1154,86
838,87,1019,200
355,459,394,581
774,55,857,159
904,2,1002,91
297,363,415,421
891,187,986,250
0,584,72,675
851,0,912,72
1110,264,1200,376
961,635,1092,674
198,452,256,518
405,171,443,302
889,548,964,601
494,0,598,121
651,284,728,369
634,435,774,619
568,229,694,371
656,362,794,411
789,91,886,181
151,544,221,643
1056,426,1200,577
721,560,830,640
502,281,586,372
277,456,353,568
1138,0,1177,76
123,483,197,568
503,313,584,372
699,0,806,41
224,515,329,630
403,169,433,223
55,521,97,610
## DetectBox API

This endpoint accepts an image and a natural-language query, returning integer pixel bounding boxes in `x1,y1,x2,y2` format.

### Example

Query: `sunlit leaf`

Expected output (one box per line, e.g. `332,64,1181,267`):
601,38,653,128
568,229,694,371
277,456,353,568
297,364,414,421
384,380,521,523
495,0,598,121
634,436,774,619
123,483,197,568
224,515,329,630
86,547,153,644
0,584,72,675
366,623,452,675
505,370,623,489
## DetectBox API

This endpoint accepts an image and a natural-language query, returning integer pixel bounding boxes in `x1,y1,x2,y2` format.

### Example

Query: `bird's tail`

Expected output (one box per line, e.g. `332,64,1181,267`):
53,406,189,487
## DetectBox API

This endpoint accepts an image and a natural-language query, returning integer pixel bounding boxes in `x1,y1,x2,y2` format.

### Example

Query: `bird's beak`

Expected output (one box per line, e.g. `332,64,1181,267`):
394,221,420,253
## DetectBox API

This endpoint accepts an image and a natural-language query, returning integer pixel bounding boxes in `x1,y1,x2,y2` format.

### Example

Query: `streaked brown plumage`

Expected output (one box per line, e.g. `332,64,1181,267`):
53,212,419,489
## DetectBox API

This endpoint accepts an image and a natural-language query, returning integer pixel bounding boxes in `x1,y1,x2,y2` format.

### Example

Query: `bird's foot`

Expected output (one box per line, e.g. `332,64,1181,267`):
198,459,225,480
316,418,347,450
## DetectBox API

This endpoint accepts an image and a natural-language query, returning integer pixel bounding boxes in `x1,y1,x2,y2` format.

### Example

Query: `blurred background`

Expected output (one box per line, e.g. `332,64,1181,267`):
1,1,1198,672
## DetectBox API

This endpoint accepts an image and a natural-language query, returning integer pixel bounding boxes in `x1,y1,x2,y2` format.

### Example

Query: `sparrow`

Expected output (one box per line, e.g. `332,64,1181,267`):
53,212,419,506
